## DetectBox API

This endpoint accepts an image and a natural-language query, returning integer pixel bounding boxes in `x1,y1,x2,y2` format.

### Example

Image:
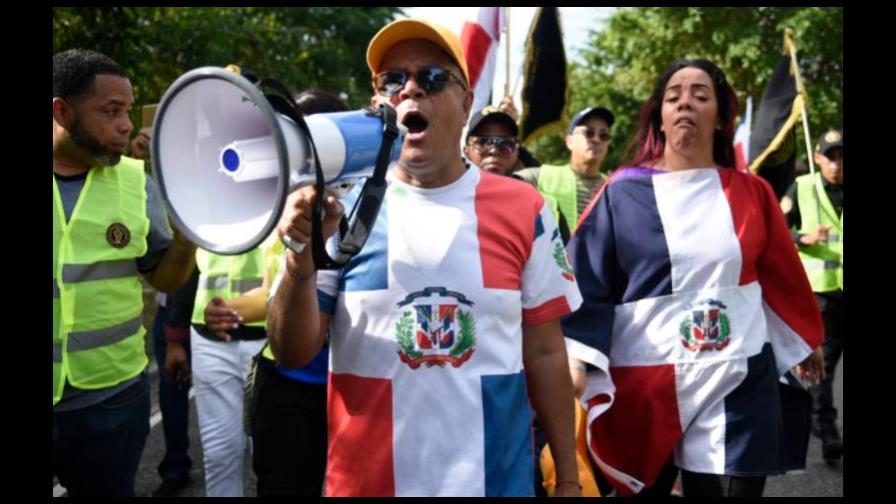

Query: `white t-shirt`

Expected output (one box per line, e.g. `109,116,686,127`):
312,166,582,496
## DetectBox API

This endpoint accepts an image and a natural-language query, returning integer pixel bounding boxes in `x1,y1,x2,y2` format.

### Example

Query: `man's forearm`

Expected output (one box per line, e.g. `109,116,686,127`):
526,348,580,484
145,237,197,292
267,260,326,368
224,287,268,324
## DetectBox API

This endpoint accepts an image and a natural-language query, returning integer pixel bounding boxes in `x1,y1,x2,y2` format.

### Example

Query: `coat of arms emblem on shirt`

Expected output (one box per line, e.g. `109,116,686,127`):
679,299,731,352
552,229,574,281
395,287,476,369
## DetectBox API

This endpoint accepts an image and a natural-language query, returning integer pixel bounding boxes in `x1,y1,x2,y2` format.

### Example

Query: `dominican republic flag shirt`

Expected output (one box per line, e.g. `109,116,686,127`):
562,167,822,495
315,166,583,497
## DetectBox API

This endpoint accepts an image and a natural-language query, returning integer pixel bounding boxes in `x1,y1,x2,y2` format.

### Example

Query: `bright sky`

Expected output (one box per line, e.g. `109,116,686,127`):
401,7,616,108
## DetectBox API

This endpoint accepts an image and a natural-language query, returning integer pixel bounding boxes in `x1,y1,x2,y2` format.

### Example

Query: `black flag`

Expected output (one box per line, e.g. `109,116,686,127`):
749,37,805,199
519,7,568,145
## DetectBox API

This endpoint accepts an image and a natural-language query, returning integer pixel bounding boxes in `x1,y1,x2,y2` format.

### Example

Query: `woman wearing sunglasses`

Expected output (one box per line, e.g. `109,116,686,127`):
515,106,615,243
268,18,582,497
463,105,524,176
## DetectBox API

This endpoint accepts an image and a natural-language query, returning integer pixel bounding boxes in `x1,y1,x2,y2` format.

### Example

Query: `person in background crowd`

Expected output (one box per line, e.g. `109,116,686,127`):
128,117,194,497
515,106,614,243
781,129,844,462
463,105,525,176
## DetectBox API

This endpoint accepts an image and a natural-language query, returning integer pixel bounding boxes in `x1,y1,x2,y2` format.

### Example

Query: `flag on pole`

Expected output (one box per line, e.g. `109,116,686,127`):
460,7,505,115
748,36,807,199
519,7,568,145
733,96,753,173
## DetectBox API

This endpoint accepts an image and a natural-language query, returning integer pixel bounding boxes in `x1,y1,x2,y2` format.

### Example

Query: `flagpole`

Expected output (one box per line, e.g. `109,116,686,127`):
785,28,822,224
504,7,511,98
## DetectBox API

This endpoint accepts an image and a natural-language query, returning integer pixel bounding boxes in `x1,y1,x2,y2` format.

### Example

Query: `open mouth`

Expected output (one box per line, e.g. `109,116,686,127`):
675,117,696,127
402,111,429,135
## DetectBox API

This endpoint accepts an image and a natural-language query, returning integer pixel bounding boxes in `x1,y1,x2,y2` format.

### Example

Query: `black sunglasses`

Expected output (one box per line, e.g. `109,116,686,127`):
468,136,519,155
374,66,466,97
576,128,612,142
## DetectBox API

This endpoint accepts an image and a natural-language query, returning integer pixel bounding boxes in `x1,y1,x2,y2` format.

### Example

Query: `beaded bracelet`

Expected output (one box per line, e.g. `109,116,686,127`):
555,480,583,490
285,260,314,284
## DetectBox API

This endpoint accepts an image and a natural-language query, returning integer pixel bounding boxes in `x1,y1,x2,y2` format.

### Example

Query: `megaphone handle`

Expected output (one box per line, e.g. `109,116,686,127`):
281,205,332,254
281,235,306,255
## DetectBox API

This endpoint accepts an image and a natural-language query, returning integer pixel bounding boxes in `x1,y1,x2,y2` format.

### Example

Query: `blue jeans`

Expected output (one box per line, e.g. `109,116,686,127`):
53,372,151,497
152,305,193,481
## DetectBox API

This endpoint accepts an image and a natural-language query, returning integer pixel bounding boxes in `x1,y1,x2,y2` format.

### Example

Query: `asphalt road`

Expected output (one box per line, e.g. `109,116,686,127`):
55,357,843,497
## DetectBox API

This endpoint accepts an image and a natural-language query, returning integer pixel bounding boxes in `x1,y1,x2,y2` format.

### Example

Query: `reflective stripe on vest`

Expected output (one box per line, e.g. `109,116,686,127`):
199,274,229,290
52,157,150,405
795,173,843,292
68,315,144,352
801,259,841,271
233,278,263,293
192,248,267,327
62,258,138,283
537,165,578,234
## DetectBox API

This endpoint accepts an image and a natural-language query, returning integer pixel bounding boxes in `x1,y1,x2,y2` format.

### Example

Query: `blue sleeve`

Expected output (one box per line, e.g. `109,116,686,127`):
561,183,619,357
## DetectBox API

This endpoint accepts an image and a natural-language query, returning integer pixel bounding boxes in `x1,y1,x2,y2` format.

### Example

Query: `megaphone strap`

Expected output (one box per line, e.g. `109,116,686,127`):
311,103,397,270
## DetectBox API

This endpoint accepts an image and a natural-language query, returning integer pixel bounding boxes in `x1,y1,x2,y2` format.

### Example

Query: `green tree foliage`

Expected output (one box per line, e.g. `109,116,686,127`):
54,7,403,130
530,7,842,172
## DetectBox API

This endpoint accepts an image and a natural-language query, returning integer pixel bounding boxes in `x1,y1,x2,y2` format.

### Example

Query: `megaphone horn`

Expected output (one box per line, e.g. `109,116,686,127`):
151,66,404,266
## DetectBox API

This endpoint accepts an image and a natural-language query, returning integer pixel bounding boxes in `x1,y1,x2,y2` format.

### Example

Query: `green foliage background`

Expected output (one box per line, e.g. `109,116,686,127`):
53,7,843,172
54,7,404,130
528,7,843,172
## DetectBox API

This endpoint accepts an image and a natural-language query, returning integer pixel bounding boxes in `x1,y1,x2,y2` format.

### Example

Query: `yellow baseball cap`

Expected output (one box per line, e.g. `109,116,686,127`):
366,18,470,86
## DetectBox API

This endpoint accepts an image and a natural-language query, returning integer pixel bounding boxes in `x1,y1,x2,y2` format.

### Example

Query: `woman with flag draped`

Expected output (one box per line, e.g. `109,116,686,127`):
562,59,825,497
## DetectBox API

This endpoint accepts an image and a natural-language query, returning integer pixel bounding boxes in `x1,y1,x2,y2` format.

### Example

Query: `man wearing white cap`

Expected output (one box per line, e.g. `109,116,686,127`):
267,18,582,497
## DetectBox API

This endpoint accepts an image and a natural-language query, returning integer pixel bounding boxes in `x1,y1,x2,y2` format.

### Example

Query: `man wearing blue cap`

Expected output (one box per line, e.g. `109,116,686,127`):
515,106,614,242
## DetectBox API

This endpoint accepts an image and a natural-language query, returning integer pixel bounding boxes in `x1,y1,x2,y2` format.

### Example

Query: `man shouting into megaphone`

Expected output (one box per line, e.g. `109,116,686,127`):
267,18,583,498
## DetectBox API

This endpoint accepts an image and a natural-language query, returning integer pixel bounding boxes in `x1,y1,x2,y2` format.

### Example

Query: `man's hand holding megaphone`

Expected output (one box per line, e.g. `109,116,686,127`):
277,186,345,282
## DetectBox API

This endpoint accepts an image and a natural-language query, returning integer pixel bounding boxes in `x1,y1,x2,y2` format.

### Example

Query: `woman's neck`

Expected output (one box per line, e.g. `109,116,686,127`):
655,145,714,171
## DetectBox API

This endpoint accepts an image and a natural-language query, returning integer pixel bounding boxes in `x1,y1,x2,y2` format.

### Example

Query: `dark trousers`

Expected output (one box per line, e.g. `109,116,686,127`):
53,372,151,497
809,291,844,422
152,306,193,481
251,365,327,497
639,463,766,497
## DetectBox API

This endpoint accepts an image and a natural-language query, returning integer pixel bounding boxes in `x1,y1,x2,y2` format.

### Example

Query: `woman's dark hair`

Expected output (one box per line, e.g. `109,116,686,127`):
53,49,127,102
293,88,349,115
625,59,738,168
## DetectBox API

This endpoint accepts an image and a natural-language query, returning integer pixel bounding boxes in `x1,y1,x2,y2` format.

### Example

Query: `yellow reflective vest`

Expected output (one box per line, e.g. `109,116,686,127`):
795,173,843,292
52,157,150,405
191,248,267,328
537,164,579,235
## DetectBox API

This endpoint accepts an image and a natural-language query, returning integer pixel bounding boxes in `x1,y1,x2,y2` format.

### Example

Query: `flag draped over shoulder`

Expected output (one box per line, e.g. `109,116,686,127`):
519,7,568,145
563,168,823,495
749,33,805,199
733,96,753,173
460,7,504,115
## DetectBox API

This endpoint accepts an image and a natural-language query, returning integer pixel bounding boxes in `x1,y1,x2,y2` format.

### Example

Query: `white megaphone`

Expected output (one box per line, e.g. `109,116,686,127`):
151,66,404,264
